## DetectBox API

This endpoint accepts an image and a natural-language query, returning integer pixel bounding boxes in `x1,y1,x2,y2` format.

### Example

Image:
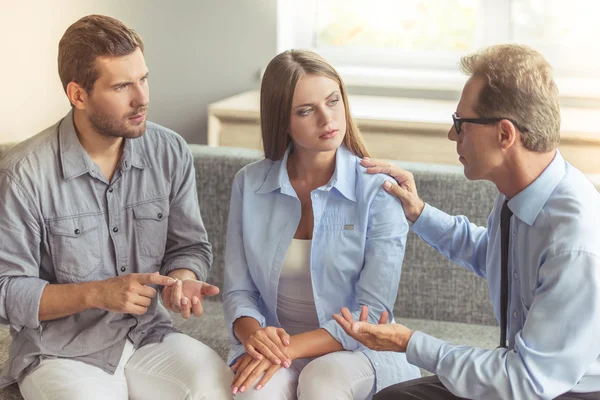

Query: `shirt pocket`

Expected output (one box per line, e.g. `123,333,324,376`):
48,215,104,281
133,199,170,258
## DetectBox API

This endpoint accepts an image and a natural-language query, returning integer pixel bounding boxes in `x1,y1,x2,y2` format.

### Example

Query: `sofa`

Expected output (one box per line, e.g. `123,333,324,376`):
0,141,551,399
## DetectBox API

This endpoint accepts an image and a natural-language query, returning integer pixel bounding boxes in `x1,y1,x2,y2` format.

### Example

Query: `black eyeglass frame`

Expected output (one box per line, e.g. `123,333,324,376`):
452,112,529,134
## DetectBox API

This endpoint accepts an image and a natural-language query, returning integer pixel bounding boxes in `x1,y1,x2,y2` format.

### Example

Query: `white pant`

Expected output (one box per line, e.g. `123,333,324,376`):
234,351,376,400
19,333,233,400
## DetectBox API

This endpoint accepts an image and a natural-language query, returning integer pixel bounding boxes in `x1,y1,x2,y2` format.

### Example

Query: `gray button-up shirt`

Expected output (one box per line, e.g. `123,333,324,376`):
0,111,212,386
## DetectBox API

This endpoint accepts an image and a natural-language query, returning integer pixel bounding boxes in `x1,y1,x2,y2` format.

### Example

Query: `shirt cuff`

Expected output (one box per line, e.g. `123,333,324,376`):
228,345,246,367
161,260,209,282
411,203,454,244
6,277,48,330
320,319,360,351
405,330,447,374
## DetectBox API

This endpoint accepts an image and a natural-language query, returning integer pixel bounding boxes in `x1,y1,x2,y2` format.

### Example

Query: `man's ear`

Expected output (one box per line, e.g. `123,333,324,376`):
498,119,518,150
66,81,88,110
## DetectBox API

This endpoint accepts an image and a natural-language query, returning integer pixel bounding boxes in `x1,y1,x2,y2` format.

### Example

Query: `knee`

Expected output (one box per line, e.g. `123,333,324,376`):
181,356,233,400
234,366,297,400
373,386,394,400
373,377,434,400
297,358,350,399
373,385,406,400
165,342,232,399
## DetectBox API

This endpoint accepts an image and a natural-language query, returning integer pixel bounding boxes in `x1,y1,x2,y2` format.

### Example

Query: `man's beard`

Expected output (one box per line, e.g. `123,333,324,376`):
87,106,147,139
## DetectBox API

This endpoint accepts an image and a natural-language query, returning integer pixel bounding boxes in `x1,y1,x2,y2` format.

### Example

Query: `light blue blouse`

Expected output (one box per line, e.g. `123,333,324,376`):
222,145,421,391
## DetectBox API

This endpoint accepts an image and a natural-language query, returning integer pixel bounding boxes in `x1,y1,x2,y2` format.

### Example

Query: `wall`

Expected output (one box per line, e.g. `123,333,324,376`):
0,0,277,144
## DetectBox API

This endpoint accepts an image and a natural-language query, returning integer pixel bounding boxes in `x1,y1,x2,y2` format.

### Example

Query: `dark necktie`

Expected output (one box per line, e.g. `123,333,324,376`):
500,200,513,348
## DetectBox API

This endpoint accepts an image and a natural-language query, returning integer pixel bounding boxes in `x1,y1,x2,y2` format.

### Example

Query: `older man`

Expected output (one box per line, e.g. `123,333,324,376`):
335,44,600,400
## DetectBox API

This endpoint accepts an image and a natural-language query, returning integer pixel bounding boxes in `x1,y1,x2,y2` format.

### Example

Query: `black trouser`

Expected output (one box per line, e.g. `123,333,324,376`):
374,376,600,400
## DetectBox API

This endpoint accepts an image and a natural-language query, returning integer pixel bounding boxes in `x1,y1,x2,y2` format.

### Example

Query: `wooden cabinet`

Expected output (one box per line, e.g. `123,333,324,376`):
208,90,600,174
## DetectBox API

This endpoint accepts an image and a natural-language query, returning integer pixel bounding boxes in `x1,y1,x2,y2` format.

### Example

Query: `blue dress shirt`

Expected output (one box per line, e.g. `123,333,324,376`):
223,145,421,392
407,150,600,399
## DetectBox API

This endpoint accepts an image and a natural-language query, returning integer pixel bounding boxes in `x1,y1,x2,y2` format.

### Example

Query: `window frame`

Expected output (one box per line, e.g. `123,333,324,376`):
277,0,600,100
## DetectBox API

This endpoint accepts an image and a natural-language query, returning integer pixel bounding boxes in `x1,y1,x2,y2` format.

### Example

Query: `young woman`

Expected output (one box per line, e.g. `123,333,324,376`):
222,49,420,399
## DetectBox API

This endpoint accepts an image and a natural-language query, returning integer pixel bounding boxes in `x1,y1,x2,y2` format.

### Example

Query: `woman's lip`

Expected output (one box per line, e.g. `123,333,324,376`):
320,129,338,139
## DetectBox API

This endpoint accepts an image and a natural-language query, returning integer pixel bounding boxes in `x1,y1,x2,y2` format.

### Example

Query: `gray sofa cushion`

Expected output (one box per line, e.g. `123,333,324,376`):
0,144,15,160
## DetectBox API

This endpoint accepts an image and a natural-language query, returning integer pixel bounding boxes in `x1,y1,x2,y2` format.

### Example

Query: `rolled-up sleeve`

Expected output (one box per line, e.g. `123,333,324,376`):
161,147,212,281
222,173,266,346
0,171,47,329
322,187,409,349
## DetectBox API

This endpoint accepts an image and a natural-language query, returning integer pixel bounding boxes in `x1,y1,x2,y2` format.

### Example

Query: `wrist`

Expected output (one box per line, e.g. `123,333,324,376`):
286,338,300,361
234,317,261,345
82,281,102,310
394,328,414,352
167,268,198,281
409,200,425,223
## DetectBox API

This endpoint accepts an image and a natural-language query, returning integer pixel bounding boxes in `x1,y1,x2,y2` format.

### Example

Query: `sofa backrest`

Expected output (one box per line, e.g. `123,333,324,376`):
0,144,15,160
3,142,598,326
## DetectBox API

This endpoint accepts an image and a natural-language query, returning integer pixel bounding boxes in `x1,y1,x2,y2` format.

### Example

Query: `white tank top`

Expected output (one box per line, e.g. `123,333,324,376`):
276,239,320,336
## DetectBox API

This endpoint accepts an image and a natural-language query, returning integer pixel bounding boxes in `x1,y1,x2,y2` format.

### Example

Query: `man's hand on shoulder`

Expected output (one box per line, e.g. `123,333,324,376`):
361,158,425,223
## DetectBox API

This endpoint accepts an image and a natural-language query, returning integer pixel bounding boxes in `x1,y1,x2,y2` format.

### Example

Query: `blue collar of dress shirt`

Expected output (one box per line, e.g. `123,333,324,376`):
256,144,358,202
507,149,566,226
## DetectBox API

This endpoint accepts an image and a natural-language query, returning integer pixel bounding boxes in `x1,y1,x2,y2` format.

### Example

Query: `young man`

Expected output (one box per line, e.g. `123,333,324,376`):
335,44,600,400
0,15,231,399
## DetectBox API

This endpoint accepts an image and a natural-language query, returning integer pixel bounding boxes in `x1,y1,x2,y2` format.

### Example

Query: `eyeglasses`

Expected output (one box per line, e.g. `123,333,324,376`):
452,112,529,134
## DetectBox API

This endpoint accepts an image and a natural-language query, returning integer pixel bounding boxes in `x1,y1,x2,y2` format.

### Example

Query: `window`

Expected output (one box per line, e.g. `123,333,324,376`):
278,0,600,96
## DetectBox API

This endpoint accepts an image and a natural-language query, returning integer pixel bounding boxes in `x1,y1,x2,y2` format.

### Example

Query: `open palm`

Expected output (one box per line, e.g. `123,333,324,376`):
333,306,413,352
181,279,220,300
163,279,219,319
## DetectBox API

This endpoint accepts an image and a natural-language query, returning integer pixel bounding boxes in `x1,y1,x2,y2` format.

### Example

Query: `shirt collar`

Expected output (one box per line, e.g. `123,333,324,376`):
59,110,149,181
329,145,357,202
59,110,94,181
257,144,358,202
507,149,566,226
121,136,149,171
